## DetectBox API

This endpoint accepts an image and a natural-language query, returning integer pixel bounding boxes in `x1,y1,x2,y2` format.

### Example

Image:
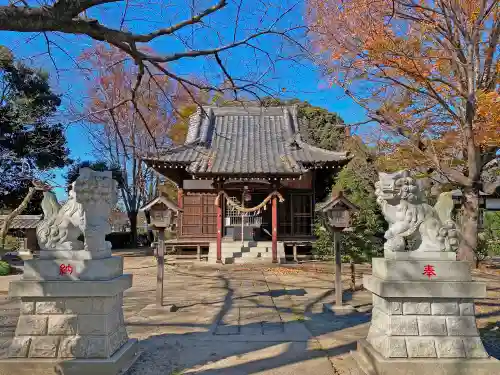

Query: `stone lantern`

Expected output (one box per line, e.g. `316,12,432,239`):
140,195,180,308
315,190,359,312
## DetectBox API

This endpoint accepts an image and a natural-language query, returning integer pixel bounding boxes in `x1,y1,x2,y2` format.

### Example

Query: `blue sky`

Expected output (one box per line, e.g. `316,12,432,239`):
0,0,368,200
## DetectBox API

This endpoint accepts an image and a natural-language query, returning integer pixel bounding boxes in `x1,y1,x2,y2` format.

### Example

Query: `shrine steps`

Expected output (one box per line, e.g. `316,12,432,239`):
207,241,286,264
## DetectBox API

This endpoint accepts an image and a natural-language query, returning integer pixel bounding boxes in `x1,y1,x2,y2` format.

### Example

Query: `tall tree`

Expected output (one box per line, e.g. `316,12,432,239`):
0,46,71,247
0,0,304,146
308,0,500,261
313,137,386,288
78,44,173,246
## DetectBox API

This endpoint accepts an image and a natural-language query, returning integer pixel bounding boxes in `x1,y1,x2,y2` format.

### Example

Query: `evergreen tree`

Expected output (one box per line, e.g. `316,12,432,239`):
0,46,71,212
313,137,386,289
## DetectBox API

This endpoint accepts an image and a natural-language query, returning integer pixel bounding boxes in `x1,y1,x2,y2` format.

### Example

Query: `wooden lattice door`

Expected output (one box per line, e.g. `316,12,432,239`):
202,195,217,235
180,193,217,237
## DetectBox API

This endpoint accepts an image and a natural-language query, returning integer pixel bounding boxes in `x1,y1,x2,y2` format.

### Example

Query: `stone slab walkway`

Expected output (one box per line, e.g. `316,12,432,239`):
0,256,499,375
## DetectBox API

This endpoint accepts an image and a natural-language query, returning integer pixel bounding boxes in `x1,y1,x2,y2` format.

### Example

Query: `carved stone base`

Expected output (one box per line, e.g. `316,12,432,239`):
352,339,500,375
4,258,139,374
353,257,497,374
0,339,140,375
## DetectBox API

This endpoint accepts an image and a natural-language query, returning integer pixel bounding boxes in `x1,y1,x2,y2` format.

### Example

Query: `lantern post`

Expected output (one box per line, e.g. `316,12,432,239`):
315,190,359,312
140,196,180,309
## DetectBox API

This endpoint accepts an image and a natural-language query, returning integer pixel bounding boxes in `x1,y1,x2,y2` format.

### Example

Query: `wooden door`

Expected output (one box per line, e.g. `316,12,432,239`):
202,195,217,235
292,193,313,236
181,193,217,237
181,195,202,236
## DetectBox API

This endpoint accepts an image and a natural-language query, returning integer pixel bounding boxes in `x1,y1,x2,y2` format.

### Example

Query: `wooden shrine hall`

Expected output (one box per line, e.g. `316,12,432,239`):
142,105,351,264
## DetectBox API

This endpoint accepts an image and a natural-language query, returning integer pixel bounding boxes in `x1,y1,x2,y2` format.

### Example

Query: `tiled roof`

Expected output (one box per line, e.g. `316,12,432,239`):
144,105,349,176
0,215,42,229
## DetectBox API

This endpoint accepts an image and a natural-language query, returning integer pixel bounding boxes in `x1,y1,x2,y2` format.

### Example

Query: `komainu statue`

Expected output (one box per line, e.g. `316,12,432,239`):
375,170,459,253
36,168,117,254
36,183,84,251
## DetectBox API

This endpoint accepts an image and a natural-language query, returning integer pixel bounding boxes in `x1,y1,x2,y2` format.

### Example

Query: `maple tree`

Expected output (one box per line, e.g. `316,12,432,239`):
77,44,174,245
308,0,500,261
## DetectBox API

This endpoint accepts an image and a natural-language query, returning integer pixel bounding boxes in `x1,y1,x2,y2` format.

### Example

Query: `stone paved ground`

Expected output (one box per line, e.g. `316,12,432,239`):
0,256,499,375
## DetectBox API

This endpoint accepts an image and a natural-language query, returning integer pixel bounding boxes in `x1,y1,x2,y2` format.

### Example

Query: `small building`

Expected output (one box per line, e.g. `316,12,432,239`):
0,215,42,255
451,190,500,229
142,105,350,263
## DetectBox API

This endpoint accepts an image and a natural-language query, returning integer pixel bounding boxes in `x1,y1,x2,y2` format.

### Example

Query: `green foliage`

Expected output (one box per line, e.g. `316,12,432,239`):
258,97,346,151
312,223,335,259
0,261,11,276
313,138,386,261
480,212,500,256
297,104,345,152
0,47,71,212
3,235,19,251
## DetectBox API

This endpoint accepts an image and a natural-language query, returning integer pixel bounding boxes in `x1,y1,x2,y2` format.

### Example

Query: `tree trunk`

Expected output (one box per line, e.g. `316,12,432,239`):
350,260,356,291
0,187,37,249
128,211,138,247
458,189,480,262
144,210,154,244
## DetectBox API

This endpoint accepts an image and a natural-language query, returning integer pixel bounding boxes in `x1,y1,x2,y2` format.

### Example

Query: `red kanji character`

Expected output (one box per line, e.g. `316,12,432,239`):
59,264,74,275
422,265,436,279
59,264,67,275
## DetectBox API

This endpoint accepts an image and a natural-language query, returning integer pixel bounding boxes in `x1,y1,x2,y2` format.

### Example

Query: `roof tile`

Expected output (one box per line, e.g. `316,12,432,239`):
144,105,349,176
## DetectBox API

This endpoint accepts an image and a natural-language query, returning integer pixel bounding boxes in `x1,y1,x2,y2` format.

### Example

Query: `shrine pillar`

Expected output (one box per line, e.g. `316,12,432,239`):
271,194,278,263
216,190,223,263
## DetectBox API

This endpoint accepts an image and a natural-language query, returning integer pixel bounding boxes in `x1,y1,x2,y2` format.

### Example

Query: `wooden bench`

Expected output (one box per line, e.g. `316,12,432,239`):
283,240,315,262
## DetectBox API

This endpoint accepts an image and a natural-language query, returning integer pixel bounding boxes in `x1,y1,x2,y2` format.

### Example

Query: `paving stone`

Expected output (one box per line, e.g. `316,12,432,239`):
36,300,65,314
435,337,466,358
28,336,59,358
20,302,35,315
431,300,459,315
459,301,475,316
7,336,31,358
15,315,48,336
463,337,489,358
406,337,437,358
389,316,418,336
59,336,86,358
47,314,77,335
403,301,431,315
86,336,108,358
418,316,447,336
446,316,478,336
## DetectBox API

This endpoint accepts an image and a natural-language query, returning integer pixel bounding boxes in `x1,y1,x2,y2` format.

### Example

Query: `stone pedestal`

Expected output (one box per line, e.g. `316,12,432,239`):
352,252,500,374
0,255,140,375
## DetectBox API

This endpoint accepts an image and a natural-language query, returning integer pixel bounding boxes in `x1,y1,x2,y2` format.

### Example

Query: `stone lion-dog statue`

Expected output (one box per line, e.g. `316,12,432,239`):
375,170,460,253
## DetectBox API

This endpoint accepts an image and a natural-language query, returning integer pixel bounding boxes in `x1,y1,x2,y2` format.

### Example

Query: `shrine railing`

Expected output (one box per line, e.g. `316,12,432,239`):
225,215,262,227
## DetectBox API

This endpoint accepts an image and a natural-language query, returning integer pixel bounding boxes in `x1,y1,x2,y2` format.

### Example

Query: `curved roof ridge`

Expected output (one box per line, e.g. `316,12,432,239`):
292,132,350,158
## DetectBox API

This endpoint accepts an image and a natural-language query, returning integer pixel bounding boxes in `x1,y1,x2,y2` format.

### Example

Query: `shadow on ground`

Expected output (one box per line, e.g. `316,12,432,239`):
124,268,370,375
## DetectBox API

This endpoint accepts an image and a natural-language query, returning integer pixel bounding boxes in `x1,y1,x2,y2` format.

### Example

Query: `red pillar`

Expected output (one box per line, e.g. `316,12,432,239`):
216,193,223,263
177,188,183,237
272,195,278,263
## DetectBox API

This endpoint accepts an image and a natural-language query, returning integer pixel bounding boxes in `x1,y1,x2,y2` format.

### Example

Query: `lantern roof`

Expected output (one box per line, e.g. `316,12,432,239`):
140,195,181,212
315,190,359,213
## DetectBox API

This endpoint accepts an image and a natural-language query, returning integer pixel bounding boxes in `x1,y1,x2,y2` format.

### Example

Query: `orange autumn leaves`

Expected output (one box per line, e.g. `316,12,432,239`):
476,90,500,147
308,0,499,172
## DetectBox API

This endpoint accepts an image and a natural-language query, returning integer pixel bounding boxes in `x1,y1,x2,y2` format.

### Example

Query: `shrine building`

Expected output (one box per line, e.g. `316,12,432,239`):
142,105,351,264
